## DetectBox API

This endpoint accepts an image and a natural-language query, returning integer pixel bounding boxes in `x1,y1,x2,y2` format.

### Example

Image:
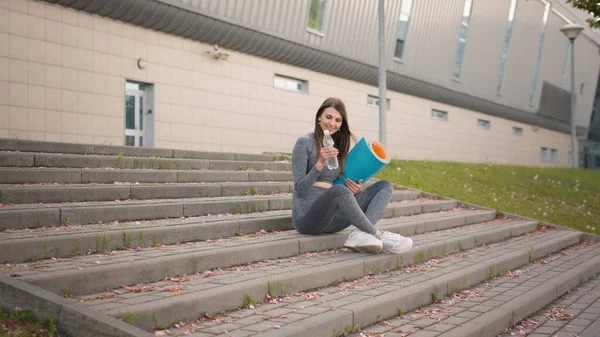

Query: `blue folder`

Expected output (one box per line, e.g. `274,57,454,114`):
333,137,391,185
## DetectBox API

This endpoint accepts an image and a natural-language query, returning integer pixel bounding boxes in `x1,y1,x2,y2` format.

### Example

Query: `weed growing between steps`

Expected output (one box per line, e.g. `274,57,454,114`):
376,160,600,233
0,305,63,337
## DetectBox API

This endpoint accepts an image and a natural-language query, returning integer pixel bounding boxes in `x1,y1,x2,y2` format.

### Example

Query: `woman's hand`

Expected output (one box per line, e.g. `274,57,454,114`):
316,146,339,170
345,178,363,195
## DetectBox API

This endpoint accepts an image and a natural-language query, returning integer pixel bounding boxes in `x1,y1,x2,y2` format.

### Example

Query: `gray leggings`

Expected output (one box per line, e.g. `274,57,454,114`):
293,180,393,235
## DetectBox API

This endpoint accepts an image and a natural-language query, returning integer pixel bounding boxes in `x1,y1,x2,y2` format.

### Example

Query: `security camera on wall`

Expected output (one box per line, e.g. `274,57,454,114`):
208,44,229,60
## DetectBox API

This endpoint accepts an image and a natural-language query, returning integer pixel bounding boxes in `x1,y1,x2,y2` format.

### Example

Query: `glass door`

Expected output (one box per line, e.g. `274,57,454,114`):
125,81,147,147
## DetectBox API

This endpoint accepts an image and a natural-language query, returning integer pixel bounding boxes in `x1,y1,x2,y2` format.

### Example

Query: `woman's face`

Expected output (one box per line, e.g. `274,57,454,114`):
319,107,343,135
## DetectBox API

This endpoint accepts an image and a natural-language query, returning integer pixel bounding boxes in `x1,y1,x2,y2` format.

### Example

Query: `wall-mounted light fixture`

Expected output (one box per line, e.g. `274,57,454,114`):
208,44,229,60
137,58,147,69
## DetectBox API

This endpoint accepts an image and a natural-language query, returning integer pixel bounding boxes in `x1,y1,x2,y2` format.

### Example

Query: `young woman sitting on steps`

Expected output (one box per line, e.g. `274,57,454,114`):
291,97,413,254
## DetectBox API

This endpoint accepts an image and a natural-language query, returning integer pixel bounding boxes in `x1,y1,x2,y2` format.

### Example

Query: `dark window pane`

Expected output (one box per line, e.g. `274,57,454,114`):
394,39,404,58
139,136,143,147
139,96,143,131
125,95,135,130
126,135,135,146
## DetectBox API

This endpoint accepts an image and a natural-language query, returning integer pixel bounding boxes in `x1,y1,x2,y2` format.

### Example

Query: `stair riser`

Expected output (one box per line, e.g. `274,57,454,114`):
0,197,291,229
0,138,278,162
21,213,503,296
260,233,581,337
0,196,445,230
0,152,34,167
103,222,543,330
1,185,419,205
0,169,293,184
24,154,291,172
0,183,295,204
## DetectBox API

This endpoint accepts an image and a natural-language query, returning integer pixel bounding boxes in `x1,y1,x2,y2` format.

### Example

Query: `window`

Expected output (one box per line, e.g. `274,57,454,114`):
477,119,490,129
274,74,308,93
550,148,559,162
530,2,550,105
560,41,570,87
431,109,448,121
540,147,549,161
513,126,523,136
497,0,518,94
307,0,327,32
367,95,390,110
394,0,413,59
540,147,559,162
453,0,474,79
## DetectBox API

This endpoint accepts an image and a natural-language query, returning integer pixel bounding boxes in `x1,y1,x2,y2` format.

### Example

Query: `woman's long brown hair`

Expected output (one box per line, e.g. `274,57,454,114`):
313,97,353,175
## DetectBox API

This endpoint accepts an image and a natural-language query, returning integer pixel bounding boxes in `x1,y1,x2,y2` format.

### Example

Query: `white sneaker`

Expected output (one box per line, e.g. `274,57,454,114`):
344,230,383,254
380,231,413,254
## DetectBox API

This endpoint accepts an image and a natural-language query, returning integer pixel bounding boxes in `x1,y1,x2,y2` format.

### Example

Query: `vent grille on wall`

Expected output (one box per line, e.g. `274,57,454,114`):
538,81,571,123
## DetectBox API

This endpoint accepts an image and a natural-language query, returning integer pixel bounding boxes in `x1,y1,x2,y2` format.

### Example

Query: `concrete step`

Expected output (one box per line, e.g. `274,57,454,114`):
0,151,292,171
0,193,451,230
351,240,600,337
140,228,581,337
498,266,600,337
0,194,287,229
0,197,464,264
29,218,542,331
0,183,419,205
0,138,281,162
0,181,297,204
0,167,293,185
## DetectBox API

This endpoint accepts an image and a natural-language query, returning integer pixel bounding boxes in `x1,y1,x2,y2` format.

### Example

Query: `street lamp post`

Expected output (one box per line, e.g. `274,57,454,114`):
560,23,584,169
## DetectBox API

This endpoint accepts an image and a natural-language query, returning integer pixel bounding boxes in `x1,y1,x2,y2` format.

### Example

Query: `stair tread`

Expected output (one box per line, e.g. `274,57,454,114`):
0,192,437,211
0,181,295,188
0,193,294,211
352,241,600,337
0,141,281,161
0,166,289,171
0,210,292,240
1,150,286,162
95,227,578,335
1,209,497,279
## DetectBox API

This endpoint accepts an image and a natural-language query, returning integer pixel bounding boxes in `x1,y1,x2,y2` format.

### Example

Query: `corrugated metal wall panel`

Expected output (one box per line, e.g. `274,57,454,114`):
398,0,464,87
533,7,570,111
174,0,398,65
454,0,511,102
501,0,546,110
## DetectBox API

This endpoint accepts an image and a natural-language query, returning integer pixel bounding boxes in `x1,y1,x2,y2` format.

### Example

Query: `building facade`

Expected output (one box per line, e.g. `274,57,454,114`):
1,0,599,166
